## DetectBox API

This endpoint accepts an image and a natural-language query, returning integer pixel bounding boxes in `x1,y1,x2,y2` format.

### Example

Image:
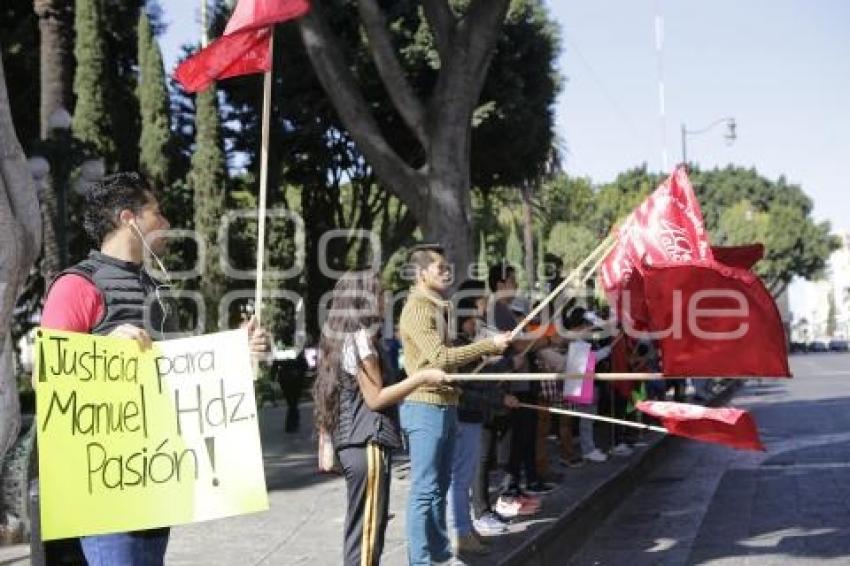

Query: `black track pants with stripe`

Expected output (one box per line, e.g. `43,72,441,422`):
338,443,391,566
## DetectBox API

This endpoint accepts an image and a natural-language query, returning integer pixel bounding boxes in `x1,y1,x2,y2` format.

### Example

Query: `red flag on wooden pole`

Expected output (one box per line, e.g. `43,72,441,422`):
173,0,310,93
641,260,791,378
636,400,765,451
601,165,714,299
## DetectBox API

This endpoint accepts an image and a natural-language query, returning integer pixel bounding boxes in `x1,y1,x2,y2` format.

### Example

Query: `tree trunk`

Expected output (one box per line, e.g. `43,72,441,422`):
0,52,42,525
521,183,535,291
34,0,74,139
421,173,473,285
297,0,511,273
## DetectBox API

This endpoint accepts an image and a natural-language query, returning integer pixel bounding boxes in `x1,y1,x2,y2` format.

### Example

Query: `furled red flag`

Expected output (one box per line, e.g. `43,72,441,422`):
641,259,791,378
601,166,714,312
636,400,765,451
173,0,310,93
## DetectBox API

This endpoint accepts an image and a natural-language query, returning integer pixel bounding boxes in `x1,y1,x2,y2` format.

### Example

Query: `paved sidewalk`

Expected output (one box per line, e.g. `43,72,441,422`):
1,397,674,566
174,403,669,566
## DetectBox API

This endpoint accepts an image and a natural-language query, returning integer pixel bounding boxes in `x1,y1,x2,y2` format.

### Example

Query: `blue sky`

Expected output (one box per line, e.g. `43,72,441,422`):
158,1,850,313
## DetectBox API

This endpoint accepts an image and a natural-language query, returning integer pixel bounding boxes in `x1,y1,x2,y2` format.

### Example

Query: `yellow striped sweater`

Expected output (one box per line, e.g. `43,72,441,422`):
399,287,502,405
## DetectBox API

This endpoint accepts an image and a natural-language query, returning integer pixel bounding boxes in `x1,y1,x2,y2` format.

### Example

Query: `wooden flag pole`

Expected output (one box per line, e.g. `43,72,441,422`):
469,233,618,375
514,245,621,360
518,402,668,434
448,372,663,382
464,234,617,373
510,233,617,340
254,33,274,326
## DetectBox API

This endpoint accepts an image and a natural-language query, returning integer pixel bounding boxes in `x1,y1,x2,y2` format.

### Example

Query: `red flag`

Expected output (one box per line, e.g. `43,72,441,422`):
225,0,310,35
174,28,271,93
601,166,713,296
637,400,764,451
711,243,764,270
173,0,310,93
642,260,791,378
610,335,634,398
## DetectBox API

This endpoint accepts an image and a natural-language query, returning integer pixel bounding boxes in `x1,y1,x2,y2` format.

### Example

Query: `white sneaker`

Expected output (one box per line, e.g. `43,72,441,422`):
584,448,608,463
494,496,521,518
611,443,634,457
473,513,509,535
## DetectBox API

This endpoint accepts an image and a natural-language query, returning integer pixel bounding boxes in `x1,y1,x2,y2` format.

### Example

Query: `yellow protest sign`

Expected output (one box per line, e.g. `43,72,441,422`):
35,328,268,540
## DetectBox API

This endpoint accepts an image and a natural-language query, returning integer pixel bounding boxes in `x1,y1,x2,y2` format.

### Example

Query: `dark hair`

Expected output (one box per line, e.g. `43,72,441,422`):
563,306,588,330
455,279,486,325
544,253,563,270
407,242,444,274
83,172,155,245
312,272,383,434
487,261,515,292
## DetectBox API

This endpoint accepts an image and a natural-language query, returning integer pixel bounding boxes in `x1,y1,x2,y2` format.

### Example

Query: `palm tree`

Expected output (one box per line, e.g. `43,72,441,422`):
33,0,74,140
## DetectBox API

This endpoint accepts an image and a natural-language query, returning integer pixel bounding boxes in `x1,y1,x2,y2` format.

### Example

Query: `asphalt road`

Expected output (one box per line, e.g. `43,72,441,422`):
569,353,850,565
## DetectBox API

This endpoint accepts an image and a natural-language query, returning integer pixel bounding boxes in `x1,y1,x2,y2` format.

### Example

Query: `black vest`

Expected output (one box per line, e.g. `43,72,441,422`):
334,337,402,450
51,250,175,337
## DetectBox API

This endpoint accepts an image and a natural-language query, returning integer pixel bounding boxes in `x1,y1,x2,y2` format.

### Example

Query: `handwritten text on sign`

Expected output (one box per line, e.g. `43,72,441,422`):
35,329,268,540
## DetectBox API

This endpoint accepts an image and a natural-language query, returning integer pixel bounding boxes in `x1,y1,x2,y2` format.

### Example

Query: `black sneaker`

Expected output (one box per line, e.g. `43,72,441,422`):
524,481,556,495
560,455,586,468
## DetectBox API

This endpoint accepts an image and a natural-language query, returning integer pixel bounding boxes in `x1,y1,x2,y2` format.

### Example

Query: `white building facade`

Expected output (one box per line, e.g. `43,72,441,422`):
792,232,850,342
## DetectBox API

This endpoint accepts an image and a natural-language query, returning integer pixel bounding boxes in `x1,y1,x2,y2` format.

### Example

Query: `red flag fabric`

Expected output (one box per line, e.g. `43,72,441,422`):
711,244,765,270
642,260,791,378
636,400,764,451
610,335,634,398
225,0,310,35
614,270,650,331
601,166,713,298
174,28,271,93
173,0,310,93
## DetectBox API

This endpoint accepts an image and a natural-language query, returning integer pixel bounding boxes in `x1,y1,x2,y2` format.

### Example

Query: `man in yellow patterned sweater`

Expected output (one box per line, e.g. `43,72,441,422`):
398,244,511,565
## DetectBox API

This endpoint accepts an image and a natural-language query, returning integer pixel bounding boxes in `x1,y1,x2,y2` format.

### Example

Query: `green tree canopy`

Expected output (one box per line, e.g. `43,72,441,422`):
72,0,116,163
546,222,597,274
696,166,839,295
137,10,171,191
189,87,227,331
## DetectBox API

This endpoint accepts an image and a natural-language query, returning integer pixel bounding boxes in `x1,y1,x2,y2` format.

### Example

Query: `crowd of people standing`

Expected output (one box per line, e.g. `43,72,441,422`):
313,245,667,565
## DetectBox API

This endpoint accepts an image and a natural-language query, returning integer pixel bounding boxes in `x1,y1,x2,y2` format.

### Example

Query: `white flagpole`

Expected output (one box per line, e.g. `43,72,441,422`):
447,372,663,382
255,32,274,326
519,403,668,434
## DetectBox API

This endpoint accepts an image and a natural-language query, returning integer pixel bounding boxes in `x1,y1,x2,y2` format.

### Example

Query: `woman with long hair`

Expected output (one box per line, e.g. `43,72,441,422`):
313,271,446,566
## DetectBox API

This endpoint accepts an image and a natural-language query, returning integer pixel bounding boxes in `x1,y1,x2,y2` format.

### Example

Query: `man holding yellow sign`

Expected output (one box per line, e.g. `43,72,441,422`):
38,172,269,565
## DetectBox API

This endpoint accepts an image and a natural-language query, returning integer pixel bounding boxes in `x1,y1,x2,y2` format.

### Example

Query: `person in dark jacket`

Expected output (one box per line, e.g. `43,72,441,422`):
447,280,519,556
39,172,269,566
311,271,447,566
273,351,308,432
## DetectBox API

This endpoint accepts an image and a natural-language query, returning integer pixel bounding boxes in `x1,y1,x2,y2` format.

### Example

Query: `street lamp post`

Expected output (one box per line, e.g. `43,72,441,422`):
680,117,737,164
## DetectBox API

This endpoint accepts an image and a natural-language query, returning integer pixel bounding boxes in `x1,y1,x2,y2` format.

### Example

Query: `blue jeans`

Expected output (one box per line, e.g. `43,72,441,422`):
447,421,482,537
576,402,598,455
400,402,457,565
80,529,169,566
